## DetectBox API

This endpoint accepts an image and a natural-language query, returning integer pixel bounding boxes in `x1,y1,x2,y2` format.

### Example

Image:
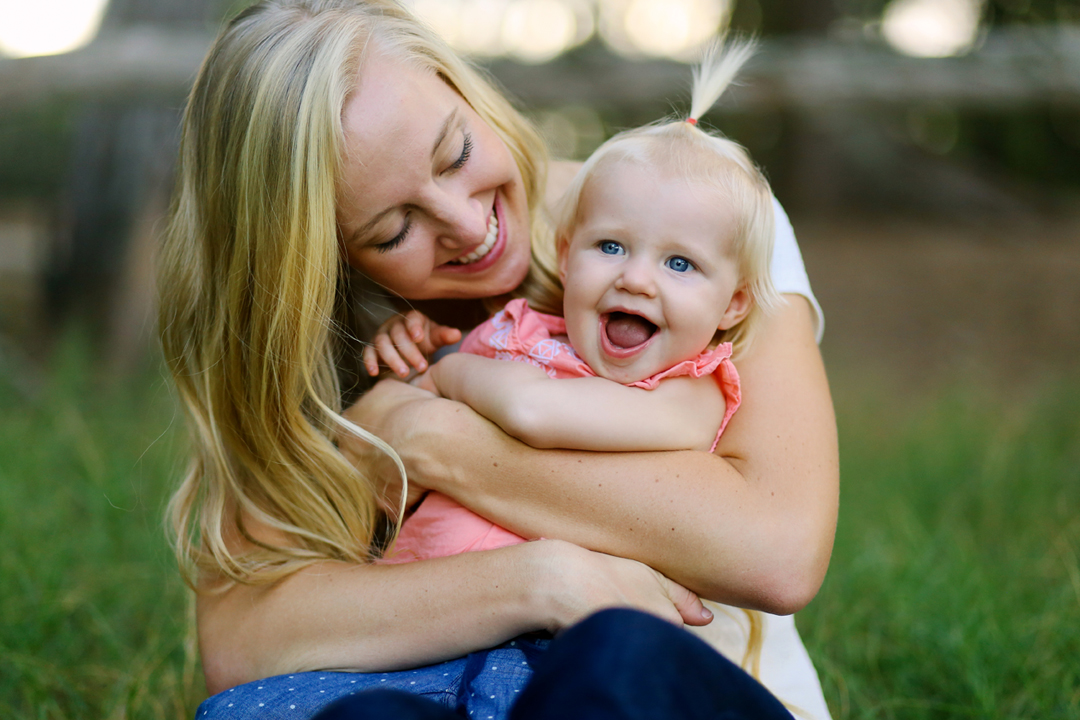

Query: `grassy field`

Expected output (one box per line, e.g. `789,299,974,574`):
801,374,1080,719
0,345,202,720
1,346,1077,719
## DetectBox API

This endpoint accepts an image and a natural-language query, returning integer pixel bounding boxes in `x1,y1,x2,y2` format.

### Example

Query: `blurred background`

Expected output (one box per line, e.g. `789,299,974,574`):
0,0,1077,381
1,1,1078,718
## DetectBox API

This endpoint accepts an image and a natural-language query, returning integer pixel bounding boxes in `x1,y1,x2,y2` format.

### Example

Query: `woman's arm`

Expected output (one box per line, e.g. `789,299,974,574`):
425,353,725,451
198,534,710,693
345,295,838,615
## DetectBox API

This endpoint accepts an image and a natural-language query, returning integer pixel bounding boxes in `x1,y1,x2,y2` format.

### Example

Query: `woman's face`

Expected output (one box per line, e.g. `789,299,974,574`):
338,53,532,301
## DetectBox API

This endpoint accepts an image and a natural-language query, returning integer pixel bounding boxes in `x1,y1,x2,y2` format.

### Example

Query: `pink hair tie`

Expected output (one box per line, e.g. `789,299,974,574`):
686,117,698,125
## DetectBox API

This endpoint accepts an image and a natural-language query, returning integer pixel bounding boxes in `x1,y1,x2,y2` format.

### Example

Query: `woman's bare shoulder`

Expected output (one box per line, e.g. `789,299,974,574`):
544,160,584,212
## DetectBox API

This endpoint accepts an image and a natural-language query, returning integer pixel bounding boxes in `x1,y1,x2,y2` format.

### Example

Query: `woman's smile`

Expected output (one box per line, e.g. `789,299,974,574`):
440,193,506,272
337,52,532,300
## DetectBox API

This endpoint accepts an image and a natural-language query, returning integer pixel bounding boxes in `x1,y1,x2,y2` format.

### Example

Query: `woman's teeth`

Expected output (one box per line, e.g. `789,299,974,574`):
448,213,498,265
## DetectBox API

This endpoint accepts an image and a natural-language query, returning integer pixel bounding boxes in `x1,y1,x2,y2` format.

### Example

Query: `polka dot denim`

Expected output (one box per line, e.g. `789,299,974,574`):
195,635,549,720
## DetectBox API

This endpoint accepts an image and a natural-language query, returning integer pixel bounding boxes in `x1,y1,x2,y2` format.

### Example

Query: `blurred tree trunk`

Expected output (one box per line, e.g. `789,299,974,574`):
758,0,842,35
758,0,845,213
46,0,224,373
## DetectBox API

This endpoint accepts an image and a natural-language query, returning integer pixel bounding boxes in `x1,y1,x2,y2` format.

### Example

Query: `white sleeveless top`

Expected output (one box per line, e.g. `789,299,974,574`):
685,198,830,720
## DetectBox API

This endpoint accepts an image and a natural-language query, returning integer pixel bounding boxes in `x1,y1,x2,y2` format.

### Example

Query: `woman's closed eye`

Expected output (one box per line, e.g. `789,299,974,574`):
375,214,412,254
445,132,473,172
368,132,472,254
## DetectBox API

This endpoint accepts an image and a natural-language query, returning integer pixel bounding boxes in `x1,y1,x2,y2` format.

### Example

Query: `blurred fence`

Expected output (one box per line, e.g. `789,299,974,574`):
2,26,1079,110
1,24,1078,370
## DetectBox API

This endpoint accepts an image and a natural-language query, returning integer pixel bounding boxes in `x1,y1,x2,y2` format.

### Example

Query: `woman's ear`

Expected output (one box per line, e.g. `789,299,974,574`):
718,287,752,331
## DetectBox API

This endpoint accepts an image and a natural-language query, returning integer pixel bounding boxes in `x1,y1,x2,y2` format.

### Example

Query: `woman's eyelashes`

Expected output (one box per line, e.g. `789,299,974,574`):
369,132,471,254
375,214,411,254
446,132,473,172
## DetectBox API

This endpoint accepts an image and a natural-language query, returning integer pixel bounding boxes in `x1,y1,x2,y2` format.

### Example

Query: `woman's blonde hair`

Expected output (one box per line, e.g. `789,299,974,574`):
550,39,780,358
159,0,552,587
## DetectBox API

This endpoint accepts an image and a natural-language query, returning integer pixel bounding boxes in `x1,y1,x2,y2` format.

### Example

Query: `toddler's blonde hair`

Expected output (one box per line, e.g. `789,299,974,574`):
552,39,780,358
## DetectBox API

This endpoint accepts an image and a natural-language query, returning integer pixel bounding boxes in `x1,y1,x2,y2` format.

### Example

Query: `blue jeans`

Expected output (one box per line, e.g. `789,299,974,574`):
198,610,794,719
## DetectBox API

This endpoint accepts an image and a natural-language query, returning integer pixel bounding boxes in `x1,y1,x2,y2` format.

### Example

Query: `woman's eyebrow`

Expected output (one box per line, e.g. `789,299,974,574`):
432,107,460,156
347,108,462,247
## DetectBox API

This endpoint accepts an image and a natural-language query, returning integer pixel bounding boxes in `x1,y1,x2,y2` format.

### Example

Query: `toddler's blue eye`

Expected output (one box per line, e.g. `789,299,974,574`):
600,241,623,255
667,256,692,272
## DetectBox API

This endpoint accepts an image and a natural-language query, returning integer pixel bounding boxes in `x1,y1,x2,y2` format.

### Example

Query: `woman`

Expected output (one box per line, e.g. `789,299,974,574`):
158,0,838,717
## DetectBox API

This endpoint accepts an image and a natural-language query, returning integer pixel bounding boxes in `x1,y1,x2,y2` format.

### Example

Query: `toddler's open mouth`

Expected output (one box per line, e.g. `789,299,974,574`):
601,311,658,353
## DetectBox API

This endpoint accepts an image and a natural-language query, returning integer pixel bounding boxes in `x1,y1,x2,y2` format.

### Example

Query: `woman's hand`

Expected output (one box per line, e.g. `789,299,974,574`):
533,539,713,631
339,378,439,514
197,536,709,692
363,309,462,378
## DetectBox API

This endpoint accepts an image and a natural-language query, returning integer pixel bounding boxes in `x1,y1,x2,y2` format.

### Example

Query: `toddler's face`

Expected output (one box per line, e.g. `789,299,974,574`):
559,161,750,384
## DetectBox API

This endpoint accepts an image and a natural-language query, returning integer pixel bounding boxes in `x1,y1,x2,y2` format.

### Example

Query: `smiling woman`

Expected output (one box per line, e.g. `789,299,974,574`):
157,2,837,719
337,53,533,301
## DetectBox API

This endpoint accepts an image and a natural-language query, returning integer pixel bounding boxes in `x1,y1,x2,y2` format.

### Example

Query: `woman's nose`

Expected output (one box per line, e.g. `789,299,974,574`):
433,192,488,250
615,258,657,297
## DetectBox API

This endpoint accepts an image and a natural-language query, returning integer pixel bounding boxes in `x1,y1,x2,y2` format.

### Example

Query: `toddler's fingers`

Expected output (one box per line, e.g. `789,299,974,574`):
374,333,410,378
437,325,462,347
389,322,428,373
362,344,381,377
404,311,426,343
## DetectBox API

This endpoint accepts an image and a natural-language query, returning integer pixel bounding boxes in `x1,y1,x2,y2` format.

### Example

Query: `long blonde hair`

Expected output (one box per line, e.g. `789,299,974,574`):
159,0,551,587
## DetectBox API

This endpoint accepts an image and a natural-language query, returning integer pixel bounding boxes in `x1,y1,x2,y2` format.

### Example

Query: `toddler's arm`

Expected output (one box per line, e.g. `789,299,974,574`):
426,354,725,452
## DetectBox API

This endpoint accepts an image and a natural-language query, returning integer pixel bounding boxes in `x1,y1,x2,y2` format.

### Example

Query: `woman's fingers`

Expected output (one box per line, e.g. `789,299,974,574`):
536,541,709,632
658,574,713,627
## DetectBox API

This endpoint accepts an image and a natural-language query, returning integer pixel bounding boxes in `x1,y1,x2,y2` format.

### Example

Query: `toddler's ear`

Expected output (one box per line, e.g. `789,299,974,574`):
556,237,570,284
718,287,752,331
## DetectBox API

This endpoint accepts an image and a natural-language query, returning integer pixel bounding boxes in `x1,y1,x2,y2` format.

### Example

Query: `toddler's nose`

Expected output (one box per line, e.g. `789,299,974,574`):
615,259,657,297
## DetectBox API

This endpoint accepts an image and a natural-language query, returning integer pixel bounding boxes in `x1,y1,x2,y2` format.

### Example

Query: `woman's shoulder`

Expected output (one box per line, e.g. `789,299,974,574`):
545,160,584,211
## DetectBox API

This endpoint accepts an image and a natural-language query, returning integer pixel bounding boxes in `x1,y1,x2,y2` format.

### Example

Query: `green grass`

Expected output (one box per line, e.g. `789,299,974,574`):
0,344,202,720
1,343,1077,719
801,376,1080,719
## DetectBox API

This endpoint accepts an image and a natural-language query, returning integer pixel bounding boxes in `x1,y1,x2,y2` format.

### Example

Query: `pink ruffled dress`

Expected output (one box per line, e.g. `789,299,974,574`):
380,299,741,564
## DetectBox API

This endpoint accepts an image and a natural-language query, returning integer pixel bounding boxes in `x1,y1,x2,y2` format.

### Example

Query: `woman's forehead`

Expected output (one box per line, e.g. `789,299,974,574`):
337,54,460,227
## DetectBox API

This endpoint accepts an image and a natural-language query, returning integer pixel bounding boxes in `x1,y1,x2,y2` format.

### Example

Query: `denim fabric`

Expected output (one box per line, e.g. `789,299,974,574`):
311,609,795,720
195,636,550,720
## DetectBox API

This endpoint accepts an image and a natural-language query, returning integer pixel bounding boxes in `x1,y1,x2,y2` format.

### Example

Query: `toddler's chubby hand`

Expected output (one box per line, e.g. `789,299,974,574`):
363,310,462,378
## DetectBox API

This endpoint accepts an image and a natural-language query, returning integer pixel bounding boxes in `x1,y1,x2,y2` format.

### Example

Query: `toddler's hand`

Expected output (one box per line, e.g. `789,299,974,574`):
363,310,462,378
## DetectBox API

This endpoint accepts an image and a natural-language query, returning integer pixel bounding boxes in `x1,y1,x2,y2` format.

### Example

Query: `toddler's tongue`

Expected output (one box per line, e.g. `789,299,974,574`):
604,312,656,349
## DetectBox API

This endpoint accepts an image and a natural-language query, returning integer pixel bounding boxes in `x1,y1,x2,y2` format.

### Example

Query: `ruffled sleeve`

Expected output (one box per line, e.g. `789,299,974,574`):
629,342,742,452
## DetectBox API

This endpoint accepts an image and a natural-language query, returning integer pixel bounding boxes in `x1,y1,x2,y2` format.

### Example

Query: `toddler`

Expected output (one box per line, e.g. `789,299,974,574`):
376,39,780,564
